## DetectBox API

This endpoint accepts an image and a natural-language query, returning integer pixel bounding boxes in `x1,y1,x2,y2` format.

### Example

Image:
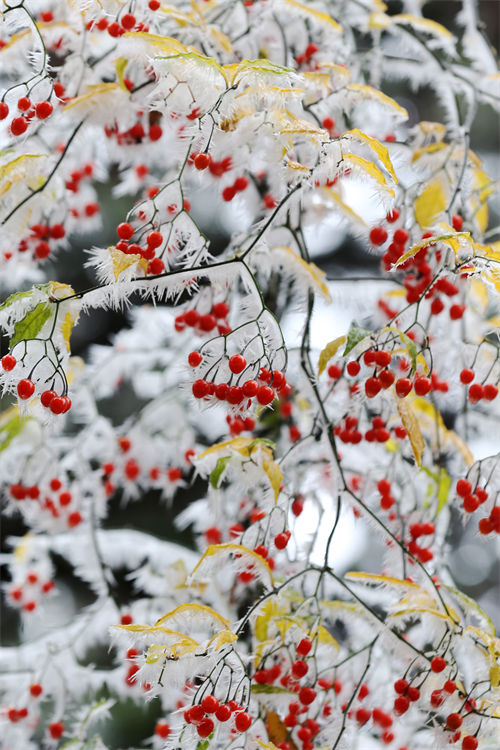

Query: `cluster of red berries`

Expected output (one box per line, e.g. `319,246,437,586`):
344,348,433,400
2,364,73,414
7,220,66,262
104,119,162,143
6,683,44,725
9,476,82,527
1,93,58,137
115,222,165,275
9,568,55,613
86,12,150,36
456,479,500,534
459,370,498,402
334,415,405,446
406,521,435,563
393,677,421,714
192,360,289,408
124,647,152,691
184,695,252,737
222,176,249,202
226,414,256,435
178,301,231,336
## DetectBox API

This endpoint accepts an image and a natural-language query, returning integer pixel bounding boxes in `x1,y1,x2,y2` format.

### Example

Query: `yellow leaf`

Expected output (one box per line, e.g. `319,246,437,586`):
342,154,394,196
412,398,474,467
284,0,342,32
318,335,347,375
155,602,230,631
321,188,368,228
123,31,188,53
255,599,287,642
412,142,448,163
115,57,129,91
266,712,299,750
262,456,283,502
109,247,148,280
490,665,500,688
64,83,124,111
397,398,425,467
414,178,448,228
190,543,274,588
271,246,331,301
345,571,420,588
344,129,397,184
392,14,454,39
345,83,408,121
61,312,73,351
392,232,470,268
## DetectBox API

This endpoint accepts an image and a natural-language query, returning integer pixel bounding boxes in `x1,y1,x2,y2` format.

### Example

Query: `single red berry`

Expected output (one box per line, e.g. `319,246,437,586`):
456,479,472,497
446,713,462,730
393,696,409,714
452,214,463,231
450,304,465,320
298,687,316,705
202,695,219,713
430,298,444,315
355,707,371,725
379,369,395,388
460,368,474,384
468,383,484,403
49,722,65,739
235,711,252,732
0,101,9,119
30,683,43,697
194,153,210,170
59,491,72,506
17,379,35,400
155,721,170,738
229,354,246,374
212,301,229,318
148,257,165,275
242,380,258,397
257,385,275,405
291,660,308,678
328,363,342,379
375,350,392,367
149,124,162,141
49,396,66,414
18,96,31,111
197,718,214,737
386,209,400,223
393,228,409,245
369,226,388,245
483,383,498,401
188,351,202,367
116,222,134,240
407,686,420,702
463,494,479,513
199,313,216,331
1,354,16,371
461,737,478,750
11,117,28,136
274,532,289,549
121,12,136,28
297,637,312,656
414,376,431,396
395,378,412,398
146,230,163,248
346,361,361,377
478,517,493,535
35,101,53,119
365,377,381,398
192,379,210,399
68,511,82,528
234,176,248,192
430,656,447,673
443,680,456,694
216,704,232,721
322,117,335,130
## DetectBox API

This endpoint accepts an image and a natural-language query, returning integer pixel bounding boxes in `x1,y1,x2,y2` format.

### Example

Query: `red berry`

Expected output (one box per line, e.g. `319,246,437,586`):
379,369,395,388
394,679,409,694
298,687,316,705
468,383,483,403
257,385,275,405
121,12,136,28
456,479,472,497
199,313,216,331
478,517,493,535
197,718,214,737
395,378,412,398
450,304,465,320
18,96,31,111
365,377,381,398
68,511,82,528
274,532,289,549
443,680,456,694
414,376,431,396
30,683,43,697
234,176,248,192
393,696,409,714
192,379,210,399
430,656,447,673
222,186,236,202
242,380,258,397
346,361,361,376
355,707,371,725
452,214,463,231
296,637,312,656
148,258,165,275
430,298,444,315
328,363,342,379
375,350,392,367
17,379,35,399
0,101,9,119
146,231,163,248
202,695,219,713
35,101,53,119
369,226,388,246
446,713,462,730
463,494,479,513
322,117,335,130
49,722,65,739
49,397,66,414
116,222,134,239
212,301,229,318
462,737,478,750
460,368,474,384
386,209,400,223
216,704,232,721
483,383,498,401
291,660,308,678
229,354,246,374
407,686,420,702
194,153,210,170
155,722,170,738
11,117,28,136
1,354,16,371
149,124,162,141
149,0,161,10
188,351,202,367
235,711,252,732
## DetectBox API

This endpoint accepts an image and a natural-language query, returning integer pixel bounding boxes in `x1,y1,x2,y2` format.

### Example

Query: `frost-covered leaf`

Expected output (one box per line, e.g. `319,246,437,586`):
343,326,372,356
318,336,346,375
9,302,51,348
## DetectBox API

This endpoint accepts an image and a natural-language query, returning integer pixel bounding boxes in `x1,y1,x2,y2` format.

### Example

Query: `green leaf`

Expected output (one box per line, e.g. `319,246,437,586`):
0,413,30,452
0,289,34,313
197,738,212,750
210,456,231,488
420,466,451,515
9,302,51,348
343,326,372,357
